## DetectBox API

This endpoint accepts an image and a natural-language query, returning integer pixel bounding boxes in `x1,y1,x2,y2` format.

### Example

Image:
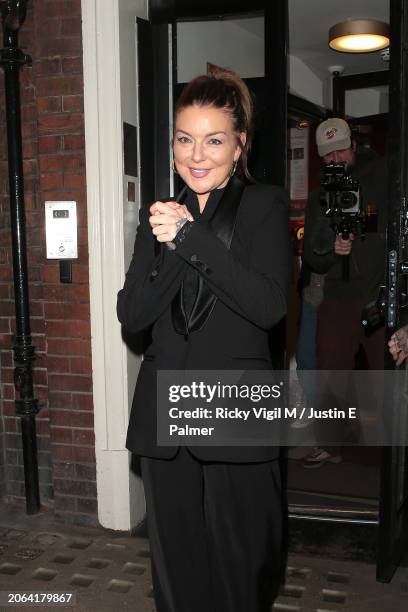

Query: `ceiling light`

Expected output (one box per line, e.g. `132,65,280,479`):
329,19,389,53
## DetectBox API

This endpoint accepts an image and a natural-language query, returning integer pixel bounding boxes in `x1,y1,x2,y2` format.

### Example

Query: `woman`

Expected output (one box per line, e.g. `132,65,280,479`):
117,70,290,612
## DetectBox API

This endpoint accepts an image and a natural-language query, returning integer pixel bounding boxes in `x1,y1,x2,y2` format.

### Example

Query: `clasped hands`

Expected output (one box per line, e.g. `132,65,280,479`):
149,201,193,243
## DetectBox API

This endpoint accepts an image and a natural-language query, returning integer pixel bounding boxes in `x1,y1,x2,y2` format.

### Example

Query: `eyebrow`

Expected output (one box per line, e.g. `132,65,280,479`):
175,129,227,137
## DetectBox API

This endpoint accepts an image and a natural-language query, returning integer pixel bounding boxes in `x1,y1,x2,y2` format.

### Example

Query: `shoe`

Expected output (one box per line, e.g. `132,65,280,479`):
302,447,342,469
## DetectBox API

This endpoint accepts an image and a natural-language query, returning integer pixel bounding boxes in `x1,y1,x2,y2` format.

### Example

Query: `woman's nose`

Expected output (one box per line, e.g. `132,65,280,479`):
191,142,205,162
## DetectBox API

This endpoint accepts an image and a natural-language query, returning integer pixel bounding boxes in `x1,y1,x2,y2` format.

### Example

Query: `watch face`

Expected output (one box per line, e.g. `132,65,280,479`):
166,241,176,251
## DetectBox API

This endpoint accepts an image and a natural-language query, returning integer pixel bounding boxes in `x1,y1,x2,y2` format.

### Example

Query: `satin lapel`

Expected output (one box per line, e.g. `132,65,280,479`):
188,176,245,332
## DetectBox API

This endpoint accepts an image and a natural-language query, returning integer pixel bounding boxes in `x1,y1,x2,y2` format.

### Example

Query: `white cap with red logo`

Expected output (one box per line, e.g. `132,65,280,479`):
316,118,351,157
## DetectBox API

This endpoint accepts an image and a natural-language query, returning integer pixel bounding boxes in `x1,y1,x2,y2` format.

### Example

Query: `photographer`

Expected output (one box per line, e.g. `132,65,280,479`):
302,118,387,468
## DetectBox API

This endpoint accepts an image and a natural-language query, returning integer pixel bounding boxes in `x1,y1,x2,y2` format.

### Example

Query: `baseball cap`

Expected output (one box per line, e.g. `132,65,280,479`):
316,118,351,157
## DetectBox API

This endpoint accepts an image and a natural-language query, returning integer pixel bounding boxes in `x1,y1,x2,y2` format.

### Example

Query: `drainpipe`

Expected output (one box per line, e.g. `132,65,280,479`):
0,0,40,514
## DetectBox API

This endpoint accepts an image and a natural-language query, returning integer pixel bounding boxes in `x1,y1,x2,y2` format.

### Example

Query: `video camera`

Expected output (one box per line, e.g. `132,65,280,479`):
319,163,365,281
320,163,364,239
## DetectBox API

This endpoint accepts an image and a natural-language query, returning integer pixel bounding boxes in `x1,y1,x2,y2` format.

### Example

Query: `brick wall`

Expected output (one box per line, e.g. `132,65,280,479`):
0,0,97,526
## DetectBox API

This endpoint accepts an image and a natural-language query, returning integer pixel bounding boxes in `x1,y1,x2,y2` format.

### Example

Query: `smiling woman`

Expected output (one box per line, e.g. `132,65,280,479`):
117,69,291,612
173,105,245,210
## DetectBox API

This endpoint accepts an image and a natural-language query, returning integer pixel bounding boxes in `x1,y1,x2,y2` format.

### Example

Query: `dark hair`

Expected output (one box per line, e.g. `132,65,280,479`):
175,70,254,181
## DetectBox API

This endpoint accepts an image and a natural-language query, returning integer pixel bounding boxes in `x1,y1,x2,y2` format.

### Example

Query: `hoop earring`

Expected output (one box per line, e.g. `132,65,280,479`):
171,157,178,174
229,161,238,177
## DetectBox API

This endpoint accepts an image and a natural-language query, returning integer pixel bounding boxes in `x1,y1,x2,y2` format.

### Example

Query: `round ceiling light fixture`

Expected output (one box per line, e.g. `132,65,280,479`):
329,19,389,53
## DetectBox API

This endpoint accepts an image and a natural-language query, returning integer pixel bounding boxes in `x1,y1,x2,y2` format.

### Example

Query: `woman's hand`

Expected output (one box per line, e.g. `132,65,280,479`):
388,326,408,367
149,201,193,243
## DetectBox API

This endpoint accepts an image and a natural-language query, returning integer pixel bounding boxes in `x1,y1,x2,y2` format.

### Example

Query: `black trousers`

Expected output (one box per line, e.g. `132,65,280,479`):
141,447,284,612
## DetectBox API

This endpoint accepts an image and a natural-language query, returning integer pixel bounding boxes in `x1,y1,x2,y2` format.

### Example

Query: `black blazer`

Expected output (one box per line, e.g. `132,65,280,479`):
117,177,291,462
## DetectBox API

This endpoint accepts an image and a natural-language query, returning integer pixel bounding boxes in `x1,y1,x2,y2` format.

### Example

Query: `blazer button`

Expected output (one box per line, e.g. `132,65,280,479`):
150,268,159,281
190,254,198,262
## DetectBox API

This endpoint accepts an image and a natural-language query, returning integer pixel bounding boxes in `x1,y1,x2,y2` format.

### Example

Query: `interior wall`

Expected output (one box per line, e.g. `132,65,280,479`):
176,18,326,110
177,20,264,81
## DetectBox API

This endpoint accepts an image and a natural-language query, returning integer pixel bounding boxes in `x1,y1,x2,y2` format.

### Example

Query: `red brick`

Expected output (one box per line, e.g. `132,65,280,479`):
47,337,91,356
63,134,85,151
46,320,90,339
53,462,76,479
51,409,93,428
5,449,21,465
48,373,92,393
1,350,13,366
0,382,13,402
75,463,96,481
54,495,77,512
40,0,81,19
51,426,73,444
21,86,36,105
40,265,60,284
63,173,85,189
0,285,10,299
21,105,37,123
7,482,25,497
71,393,93,411
38,135,62,154
72,429,94,446
71,264,89,284
62,95,83,113
76,498,98,515
36,75,83,97
37,96,62,114
0,247,9,265
37,435,51,452
44,302,90,320
45,355,70,372
0,319,10,334
61,17,82,36
22,159,37,177
36,419,51,435
22,140,38,158
69,357,92,375
38,113,83,136
0,267,13,282
52,444,95,463
35,20,62,37
6,433,21,449
36,36,82,58
4,417,18,433
54,478,96,497
41,173,63,191
48,391,72,409
62,57,82,74
22,122,37,140
39,153,84,172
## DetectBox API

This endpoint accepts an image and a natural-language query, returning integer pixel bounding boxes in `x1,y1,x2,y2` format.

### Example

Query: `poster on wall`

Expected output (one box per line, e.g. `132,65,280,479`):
289,125,309,203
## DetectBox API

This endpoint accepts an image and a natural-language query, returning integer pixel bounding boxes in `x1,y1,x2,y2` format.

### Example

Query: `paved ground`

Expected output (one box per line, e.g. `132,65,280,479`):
0,504,407,611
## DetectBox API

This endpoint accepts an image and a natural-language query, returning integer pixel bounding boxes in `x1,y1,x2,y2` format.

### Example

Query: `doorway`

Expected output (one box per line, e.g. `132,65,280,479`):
139,0,408,580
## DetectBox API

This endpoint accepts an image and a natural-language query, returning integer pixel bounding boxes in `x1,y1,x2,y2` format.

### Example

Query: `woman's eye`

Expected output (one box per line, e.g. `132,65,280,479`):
208,138,223,145
176,136,190,144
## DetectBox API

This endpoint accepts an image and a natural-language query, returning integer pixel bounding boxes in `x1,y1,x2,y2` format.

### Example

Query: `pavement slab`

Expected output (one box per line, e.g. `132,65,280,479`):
0,504,407,611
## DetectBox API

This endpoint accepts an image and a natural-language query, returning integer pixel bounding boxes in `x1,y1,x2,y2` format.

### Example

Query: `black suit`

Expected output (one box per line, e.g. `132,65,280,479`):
117,177,290,612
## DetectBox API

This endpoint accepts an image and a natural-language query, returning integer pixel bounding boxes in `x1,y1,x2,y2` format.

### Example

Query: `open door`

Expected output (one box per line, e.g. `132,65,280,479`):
378,0,408,582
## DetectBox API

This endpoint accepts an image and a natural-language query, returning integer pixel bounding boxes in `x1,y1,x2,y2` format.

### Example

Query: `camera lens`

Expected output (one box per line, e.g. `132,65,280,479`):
340,191,356,209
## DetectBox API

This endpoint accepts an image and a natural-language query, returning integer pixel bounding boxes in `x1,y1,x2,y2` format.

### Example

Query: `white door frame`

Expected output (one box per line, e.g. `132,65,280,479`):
81,0,148,530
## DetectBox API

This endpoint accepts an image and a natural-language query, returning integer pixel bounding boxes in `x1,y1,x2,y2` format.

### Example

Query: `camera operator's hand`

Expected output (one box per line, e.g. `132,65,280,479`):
388,327,408,367
334,233,354,256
